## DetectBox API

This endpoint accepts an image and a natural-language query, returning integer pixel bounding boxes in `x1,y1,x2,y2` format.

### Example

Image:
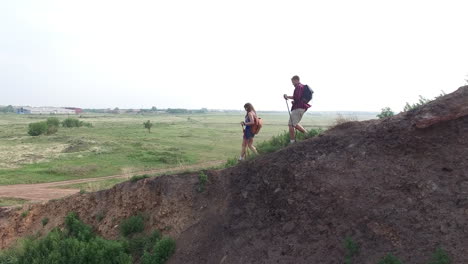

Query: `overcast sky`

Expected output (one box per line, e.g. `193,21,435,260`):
1,0,467,111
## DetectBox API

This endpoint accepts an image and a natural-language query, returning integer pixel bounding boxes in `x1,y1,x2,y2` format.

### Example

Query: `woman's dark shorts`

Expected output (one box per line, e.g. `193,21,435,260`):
244,126,255,140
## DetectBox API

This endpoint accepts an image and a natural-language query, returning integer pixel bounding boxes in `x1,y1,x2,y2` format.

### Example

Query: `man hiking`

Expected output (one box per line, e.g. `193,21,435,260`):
283,75,311,144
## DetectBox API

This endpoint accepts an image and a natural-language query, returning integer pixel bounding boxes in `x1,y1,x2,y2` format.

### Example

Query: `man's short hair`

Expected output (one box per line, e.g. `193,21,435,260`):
291,75,300,81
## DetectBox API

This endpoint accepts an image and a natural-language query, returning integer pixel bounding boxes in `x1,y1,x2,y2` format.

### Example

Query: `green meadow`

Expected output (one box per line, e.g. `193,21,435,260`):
0,112,376,185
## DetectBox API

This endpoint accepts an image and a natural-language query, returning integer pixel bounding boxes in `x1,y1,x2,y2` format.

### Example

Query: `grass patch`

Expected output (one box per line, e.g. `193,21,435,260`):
256,128,322,154
0,113,373,185
58,178,127,192
197,172,208,192
130,174,151,182
0,197,28,207
20,210,29,218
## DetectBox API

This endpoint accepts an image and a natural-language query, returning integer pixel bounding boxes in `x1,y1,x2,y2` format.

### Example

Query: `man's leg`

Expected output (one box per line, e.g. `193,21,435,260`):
289,125,296,141
295,124,307,134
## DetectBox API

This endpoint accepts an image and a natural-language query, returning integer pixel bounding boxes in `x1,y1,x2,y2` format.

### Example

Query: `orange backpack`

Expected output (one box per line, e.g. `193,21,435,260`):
250,115,263,134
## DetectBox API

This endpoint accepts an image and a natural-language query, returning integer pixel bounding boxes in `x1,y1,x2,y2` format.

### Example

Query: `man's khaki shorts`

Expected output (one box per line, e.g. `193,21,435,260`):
288,108,306,126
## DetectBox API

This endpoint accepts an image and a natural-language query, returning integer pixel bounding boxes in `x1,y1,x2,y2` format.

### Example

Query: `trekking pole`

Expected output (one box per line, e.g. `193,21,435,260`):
285,98,297,140
285,98,292,119
241,123,249,158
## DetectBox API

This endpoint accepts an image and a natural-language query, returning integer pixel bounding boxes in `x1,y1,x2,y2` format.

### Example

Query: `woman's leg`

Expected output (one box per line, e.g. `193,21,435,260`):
240,138,248,159
247,138,258,155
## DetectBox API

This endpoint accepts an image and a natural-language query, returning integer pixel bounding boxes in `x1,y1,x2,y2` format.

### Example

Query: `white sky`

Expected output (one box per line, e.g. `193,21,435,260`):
1,0,467,111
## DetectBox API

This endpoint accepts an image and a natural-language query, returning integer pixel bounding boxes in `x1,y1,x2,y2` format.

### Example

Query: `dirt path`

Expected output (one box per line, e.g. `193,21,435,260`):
0,160,224,203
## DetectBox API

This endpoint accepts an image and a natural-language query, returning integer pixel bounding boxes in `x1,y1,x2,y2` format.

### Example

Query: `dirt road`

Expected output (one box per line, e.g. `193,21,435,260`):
0,160,224,203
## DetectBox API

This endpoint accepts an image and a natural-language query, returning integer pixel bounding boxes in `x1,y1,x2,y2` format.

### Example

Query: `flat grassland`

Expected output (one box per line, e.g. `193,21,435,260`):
0,112,376,186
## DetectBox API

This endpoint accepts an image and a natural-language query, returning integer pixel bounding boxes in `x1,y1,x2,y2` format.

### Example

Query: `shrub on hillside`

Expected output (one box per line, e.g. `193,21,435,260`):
141,237,176,264
377,253,403,264
428,248,451,264
120,214,145,237
256,128,322,154
0,212,176,264
28,121,48,136
12,212,132,264
377,107,394,119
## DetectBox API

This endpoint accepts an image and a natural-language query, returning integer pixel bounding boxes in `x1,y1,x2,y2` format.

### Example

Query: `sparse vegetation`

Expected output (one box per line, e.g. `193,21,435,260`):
377,107,395,119
0,212,176,264
333,114,358,126
344,237,359,264
256,128,322,154
120,214,145,237
224,157,238,168
403,91,446,112
41,217,49,227
130,174,151,182
143,120,153,133
428,248,451,264
20,210,29,218
95,211,106,222
0,197,27,207
377,253,403,264
197,172,208,192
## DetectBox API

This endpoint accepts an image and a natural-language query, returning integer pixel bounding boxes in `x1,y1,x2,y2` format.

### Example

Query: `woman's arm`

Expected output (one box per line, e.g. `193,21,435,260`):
244,112,256,126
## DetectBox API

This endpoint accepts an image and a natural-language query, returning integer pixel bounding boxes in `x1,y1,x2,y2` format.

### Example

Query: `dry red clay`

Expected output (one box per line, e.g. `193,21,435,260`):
1,86,468,264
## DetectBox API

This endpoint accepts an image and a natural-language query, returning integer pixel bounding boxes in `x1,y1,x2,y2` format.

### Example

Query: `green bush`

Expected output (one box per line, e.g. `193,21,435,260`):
143,120,153,133
141,237,176,264
344,237,359,264
428,248,451,264
120,214,145,237
8,212,132,264
123,231,162,259
20,210,29,218
62,118,83,128
378,253,403,264
0,212,175,264
224,157,238,168
377,107,395,119
28,122,48,136
41,217,49,227
46,117,60,127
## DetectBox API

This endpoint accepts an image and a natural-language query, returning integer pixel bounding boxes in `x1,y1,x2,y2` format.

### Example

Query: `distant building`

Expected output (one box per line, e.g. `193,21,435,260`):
16,107,76,115
65,107,83,114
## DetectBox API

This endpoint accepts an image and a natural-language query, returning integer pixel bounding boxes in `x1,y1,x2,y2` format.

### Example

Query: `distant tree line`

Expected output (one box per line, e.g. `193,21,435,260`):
0,105,14,113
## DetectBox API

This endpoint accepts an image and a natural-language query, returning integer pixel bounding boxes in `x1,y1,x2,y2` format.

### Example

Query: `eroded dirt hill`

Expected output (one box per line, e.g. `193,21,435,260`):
1,86,468,263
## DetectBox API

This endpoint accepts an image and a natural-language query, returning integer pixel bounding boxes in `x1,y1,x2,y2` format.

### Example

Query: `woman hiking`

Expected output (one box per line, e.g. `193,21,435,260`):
239,103,258,161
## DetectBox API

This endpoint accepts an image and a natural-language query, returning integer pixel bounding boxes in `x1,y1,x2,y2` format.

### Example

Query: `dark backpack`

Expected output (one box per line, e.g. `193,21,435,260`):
302,84,314,103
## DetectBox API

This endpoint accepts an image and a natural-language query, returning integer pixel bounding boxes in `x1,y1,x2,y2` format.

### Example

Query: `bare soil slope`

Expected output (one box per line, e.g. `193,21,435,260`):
1,86,467,263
